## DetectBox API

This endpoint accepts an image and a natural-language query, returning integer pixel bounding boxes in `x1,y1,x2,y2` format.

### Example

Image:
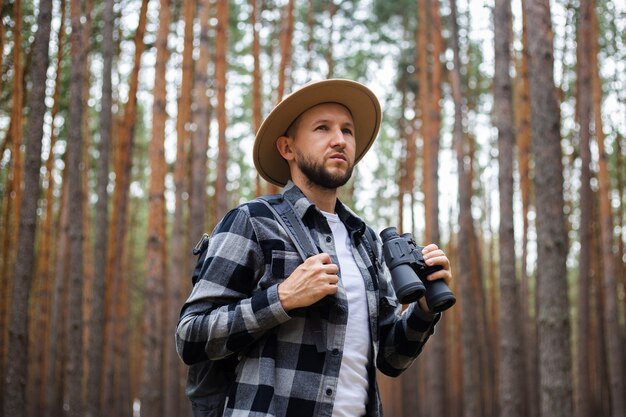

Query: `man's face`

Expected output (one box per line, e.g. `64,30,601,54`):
284,103,356,190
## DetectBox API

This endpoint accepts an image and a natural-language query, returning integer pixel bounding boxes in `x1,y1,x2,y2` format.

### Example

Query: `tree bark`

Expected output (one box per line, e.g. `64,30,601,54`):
325,0,336,79
74,3,95,415
189,0,213,251
523,1,574,416
494,1,527,416
418,1,446,415
277,0,295,100
575,1,594,416
173,2,195,258
515,8,540,417
86,0,113,413
304,0,315,78
3,1,52,415
251,0,263,196
31,2,66,413
65,1,86,415
450,1,483,416
47,171,71,417
214,0,230,221
170,1,196,411
103,0,149,414
141,1,171,415
589,2,626,415
1,1,24,391
0,1,5,95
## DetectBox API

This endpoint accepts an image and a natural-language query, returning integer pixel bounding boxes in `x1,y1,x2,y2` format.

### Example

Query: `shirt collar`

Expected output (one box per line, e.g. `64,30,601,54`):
282,181,367,236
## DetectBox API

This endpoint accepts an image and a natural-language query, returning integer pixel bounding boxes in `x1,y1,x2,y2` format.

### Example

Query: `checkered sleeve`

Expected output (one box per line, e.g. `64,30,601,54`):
176,207,292,365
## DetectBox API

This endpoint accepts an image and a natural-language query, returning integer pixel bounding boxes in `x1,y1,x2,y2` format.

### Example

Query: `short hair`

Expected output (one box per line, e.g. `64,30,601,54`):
284,114,302,139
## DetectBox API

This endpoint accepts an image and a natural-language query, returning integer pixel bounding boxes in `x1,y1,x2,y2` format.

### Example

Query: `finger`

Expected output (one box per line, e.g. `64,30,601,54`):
425,270,452,285
310,252,333,264
303,253,330,268
325,283,339,295
423,249,445,261
424,254,449,269
327,275,339,287
324,263,340,274
421,243,439,254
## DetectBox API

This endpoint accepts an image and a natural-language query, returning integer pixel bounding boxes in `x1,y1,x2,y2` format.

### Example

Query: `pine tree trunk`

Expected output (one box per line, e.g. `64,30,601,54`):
78,3,95,410
277,0,295,100
0,1,4,95
103,1,149,414
46,168,70,417
523,1,574,416
494,1,527,416
171,1,196,412
7,0,25,264
325,0,336,79
189,0,212,250
173,1,195,256
449,2,483,416
214,0,230,221
515,9,540,417
575,1,594,416
616,139,626,381
589,3,626,415
86,0,112,414
1,2,24,391
65,1,86,415
251,0,264,196
399,85,412,233
423,1,446,414
467,159,493,417
416,0,430,236
424,0,442,244
304,0,314,78
2,1,52,415
34,3,64,404
590,210,610,415
175,0,211,413
141,1,171,415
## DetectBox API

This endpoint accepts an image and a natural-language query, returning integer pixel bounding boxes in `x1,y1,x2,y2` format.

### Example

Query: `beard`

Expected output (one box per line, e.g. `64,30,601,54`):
295,150,353,190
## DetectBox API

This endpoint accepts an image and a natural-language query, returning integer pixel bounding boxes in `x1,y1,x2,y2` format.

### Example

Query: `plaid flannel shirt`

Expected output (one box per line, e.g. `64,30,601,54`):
176,182,440,417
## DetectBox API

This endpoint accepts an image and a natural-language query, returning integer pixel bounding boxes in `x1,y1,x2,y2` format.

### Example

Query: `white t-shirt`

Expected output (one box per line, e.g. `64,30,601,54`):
322,211,371,417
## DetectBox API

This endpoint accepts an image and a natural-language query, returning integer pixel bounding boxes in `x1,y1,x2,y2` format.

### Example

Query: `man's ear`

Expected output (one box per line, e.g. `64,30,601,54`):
276,136,295,161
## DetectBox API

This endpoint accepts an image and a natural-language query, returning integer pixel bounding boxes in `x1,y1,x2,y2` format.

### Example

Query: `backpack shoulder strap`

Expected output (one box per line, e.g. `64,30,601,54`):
363,227,381,267
256,194,318,261
359,227,381,289
256,194,326,352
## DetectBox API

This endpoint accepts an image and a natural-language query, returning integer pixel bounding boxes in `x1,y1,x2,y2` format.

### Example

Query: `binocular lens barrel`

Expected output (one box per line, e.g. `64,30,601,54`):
425,280,456,312
389,264,426,304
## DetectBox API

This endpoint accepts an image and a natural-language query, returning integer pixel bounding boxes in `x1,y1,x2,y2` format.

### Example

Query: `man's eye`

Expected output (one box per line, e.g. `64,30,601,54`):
315,125,328,131
342,128,354,135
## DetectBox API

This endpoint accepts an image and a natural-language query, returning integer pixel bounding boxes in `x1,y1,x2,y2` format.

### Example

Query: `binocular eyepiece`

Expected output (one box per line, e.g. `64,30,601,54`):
380,227,456,312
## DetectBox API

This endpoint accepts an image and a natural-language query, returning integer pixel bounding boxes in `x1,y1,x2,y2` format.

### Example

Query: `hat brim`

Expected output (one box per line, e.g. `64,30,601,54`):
253,79,382,187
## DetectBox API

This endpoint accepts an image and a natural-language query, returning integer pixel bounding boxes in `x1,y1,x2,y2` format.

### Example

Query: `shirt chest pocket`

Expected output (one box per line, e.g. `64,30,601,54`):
270,249,303,281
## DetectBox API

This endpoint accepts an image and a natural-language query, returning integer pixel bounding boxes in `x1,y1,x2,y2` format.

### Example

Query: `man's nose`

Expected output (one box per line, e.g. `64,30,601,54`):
329,126,347,147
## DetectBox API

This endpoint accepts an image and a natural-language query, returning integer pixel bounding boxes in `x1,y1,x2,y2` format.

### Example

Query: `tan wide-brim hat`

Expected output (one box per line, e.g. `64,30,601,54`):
253,79,382,187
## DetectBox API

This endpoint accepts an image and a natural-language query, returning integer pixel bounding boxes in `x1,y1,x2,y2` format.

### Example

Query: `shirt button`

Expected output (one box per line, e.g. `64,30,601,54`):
332,348,339,356
326,236,332,243
326,388,333,396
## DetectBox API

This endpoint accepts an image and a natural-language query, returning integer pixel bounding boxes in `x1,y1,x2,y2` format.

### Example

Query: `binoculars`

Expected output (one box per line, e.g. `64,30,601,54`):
380,227,456,312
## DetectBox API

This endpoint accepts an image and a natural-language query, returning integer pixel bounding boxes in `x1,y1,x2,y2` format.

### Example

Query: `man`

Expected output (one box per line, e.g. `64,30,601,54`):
176,79,452,417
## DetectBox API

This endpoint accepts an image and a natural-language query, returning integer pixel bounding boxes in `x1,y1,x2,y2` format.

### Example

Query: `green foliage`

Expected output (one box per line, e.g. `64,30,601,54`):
371,0,416,25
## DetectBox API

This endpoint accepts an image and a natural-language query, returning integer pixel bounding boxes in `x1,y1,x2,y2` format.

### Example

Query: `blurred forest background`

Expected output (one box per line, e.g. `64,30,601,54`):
0,0,625,416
